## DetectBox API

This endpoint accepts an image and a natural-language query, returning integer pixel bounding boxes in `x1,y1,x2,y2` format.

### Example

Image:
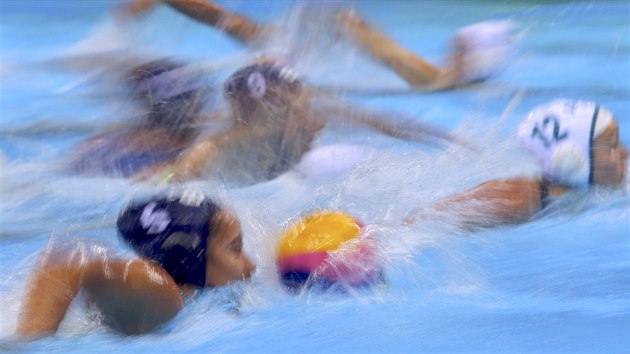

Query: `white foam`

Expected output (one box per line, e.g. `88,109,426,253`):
293,143,370,179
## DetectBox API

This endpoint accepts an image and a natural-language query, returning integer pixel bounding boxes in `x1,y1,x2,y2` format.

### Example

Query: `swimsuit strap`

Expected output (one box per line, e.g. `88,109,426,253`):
587,104,600,185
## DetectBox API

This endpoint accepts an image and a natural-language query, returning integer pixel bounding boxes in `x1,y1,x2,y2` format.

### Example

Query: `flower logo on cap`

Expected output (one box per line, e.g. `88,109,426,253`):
140,202,172,234
247,72,266,99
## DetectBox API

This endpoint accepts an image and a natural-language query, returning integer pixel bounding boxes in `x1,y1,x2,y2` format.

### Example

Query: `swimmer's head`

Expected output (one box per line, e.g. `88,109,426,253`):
517,99,627,187
224,62,303,121
452,20,516,84
117,190,255,287
128,59,209,133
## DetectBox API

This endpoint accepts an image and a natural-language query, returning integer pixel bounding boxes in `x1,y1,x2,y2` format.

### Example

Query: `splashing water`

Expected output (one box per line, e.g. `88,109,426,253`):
0,1,629,353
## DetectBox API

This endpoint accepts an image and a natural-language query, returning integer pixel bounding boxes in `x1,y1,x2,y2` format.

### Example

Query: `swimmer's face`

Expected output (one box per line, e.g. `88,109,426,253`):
205,209,256,287
592,120,628,185
224,63,302,123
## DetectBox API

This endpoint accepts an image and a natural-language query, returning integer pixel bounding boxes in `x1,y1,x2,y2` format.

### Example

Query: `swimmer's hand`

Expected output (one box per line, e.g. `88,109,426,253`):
335,9,366,39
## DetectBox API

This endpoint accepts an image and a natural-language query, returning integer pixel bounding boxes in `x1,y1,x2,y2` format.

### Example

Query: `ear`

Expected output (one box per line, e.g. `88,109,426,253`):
140,202,171,235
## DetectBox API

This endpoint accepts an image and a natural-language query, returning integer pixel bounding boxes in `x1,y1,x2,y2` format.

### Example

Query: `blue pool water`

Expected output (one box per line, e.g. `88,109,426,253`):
1,1,629,353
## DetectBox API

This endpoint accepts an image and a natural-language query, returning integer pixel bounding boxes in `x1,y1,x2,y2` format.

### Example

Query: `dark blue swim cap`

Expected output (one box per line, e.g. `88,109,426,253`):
128,59,209,132
129,59,206,101
117,191,220,287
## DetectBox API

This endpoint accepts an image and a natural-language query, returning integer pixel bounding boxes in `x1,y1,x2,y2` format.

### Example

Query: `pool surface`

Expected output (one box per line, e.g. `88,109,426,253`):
1,1,629,353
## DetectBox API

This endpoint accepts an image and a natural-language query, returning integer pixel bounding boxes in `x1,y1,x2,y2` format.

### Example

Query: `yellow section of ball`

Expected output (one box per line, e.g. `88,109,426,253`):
277,211,362,259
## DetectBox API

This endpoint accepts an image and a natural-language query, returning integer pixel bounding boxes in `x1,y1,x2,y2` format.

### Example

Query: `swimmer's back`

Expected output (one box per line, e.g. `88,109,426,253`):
65,125,188,178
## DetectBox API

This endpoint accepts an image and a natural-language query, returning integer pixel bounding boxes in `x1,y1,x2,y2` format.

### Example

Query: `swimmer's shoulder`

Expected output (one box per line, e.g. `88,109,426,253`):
83,256,184,334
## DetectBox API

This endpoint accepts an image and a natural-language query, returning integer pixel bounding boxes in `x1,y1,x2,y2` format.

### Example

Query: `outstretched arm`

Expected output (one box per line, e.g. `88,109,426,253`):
163,0,270,46
310,90,462,148
404,177,545,229
336,10,444,89
16,240,183,338
115,0,159,18
117,0,269,46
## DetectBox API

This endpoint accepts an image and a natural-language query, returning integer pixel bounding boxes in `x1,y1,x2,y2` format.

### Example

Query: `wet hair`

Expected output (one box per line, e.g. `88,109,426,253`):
127,59,208,133
117,191,220,287
223,62,302,117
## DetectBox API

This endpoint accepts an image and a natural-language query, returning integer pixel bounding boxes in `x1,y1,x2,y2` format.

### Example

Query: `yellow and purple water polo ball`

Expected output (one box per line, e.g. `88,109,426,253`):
276,210,381,288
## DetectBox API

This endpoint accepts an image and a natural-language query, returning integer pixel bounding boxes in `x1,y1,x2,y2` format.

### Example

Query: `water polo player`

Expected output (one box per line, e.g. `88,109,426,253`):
167,60,322,184
405,99,628,229
276,210,382,291
167,59,456,184
64,58,212,178
336,10,516,90
15,191,255,338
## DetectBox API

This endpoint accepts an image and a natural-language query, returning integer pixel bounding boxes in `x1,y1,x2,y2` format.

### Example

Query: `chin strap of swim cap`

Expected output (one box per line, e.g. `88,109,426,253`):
117,190,220,287
517,99,611,187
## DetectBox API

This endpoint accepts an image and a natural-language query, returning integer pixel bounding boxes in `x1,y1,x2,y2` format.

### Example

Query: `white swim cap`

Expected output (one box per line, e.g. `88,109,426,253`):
454,20,516,83
516,99,614,187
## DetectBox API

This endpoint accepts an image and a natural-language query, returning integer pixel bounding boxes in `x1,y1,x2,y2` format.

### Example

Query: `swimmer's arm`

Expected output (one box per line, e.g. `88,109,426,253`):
344,109,450,145
171,137,220,181
115,0,158,19
82,259,183,335
405,177,543,229
162,0,271,46
336,10,443,89
310,90,459,147
15,253,84,338
16,243,183,338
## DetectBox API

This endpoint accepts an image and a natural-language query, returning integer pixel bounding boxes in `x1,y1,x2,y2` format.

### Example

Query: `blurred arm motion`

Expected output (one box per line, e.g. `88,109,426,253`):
310,90,461,148
403,177,550,230
335,10,444,89
336,10,515,91
121,0,271,46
